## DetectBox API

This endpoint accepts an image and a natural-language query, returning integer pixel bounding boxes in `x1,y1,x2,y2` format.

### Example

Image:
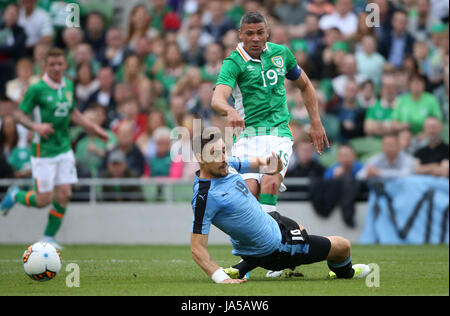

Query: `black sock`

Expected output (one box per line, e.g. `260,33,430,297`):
232,260,257,279
327,256,355,279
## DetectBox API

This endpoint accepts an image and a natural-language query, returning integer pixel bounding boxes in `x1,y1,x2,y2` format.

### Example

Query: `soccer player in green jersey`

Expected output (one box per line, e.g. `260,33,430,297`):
1,48,108,249
212,12,329,277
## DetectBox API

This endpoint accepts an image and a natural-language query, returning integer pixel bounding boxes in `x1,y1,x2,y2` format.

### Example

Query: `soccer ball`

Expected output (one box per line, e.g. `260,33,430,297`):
22,242,62,281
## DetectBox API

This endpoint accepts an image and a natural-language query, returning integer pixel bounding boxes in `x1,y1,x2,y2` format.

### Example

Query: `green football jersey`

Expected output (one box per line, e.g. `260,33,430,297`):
216,42,299,139
19,78,76,158
365,99,395,122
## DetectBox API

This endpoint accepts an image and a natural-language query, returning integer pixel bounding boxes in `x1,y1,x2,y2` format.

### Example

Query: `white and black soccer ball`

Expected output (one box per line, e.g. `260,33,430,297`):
22,242,62,281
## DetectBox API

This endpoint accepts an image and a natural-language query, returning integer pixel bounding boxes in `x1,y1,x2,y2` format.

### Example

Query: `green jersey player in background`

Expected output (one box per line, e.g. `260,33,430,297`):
211,12,329,277
1,48,108,249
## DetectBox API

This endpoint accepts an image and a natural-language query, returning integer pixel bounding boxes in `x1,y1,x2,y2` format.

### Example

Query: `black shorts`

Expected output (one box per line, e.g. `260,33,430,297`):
241,212,331,271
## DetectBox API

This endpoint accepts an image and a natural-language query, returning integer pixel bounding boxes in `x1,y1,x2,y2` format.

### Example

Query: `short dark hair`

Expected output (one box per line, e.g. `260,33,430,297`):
45,47,65,62
239,11,267,29
192,128,222,157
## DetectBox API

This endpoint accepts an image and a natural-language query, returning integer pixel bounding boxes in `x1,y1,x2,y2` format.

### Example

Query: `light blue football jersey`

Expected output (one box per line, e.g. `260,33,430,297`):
191,157,282,257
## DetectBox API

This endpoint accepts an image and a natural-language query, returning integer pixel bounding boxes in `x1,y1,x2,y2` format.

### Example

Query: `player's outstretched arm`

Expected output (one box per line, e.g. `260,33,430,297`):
212,84,245,132
190,233,246,284
248,152,283,175
70,109,109,142
13,110,55,139
293,71,329,155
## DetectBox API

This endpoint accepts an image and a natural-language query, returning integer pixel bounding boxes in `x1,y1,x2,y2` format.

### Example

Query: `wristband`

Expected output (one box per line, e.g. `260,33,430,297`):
211,268,231,283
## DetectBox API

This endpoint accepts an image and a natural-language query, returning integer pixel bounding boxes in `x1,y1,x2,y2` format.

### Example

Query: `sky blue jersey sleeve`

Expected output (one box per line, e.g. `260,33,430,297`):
227,156,250,174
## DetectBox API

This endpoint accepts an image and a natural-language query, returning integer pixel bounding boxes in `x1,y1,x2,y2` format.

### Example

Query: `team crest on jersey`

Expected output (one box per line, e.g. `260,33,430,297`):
271,56,284,68
65,91,72,104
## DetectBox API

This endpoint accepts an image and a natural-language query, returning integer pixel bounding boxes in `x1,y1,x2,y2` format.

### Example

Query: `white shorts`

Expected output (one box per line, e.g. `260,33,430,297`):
30,150,78,193
231,135,293,184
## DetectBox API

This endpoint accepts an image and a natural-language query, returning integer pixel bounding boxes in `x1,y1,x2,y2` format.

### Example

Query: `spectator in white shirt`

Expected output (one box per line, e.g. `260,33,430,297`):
18,0,53,50
332,54,368,98
356,133,415,180
319,0,358,38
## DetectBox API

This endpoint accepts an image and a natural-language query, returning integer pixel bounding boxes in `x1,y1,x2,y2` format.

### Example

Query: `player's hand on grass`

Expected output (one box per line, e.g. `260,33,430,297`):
33,123,55,139
309,122,329,155
221,278,247,284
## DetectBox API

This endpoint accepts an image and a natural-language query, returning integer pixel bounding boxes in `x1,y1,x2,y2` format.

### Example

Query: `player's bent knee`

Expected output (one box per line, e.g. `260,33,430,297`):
327,236,351,261
260,176,281,194
35,192,53,207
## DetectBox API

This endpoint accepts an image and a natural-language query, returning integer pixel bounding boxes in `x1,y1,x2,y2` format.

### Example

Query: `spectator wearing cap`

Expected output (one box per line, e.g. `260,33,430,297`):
318,0,358,38
101,148,143,202
356,133,415,180
414,117,449,178
392,73,442,136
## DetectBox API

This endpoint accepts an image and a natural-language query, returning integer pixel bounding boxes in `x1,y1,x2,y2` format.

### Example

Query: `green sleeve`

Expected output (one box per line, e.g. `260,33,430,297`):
284,45,298,73
215,58,241,89
429,95,442,120
18,85,37,115
391,97,404,122
365,105,376,120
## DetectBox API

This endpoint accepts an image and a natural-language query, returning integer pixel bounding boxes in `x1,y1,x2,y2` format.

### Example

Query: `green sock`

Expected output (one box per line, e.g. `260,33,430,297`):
44,201,67,237
15,190,38,207
259,193,278,213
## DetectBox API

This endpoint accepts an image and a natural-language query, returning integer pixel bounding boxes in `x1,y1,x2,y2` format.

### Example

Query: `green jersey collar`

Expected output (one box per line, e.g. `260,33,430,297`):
43,73,66,90
236,42,269,63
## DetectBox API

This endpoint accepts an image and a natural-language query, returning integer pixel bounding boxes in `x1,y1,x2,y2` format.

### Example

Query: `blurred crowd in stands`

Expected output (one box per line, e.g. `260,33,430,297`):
0,0,448,209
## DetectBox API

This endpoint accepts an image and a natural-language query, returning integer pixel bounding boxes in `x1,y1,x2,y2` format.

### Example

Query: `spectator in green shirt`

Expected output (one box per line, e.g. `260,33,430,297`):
364,74,399,137
392,73,442,136
75,106,117,177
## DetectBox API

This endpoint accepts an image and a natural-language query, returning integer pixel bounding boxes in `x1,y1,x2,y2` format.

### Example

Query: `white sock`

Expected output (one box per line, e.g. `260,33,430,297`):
260,204,276,213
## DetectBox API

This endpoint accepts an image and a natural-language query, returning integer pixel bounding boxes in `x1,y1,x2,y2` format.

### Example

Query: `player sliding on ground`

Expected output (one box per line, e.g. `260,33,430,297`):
190,130,370,284
212,11,329,277
1,48,108,250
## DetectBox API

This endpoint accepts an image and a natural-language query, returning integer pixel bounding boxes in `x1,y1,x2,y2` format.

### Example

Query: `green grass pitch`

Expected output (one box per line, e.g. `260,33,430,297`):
0,244,448,296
